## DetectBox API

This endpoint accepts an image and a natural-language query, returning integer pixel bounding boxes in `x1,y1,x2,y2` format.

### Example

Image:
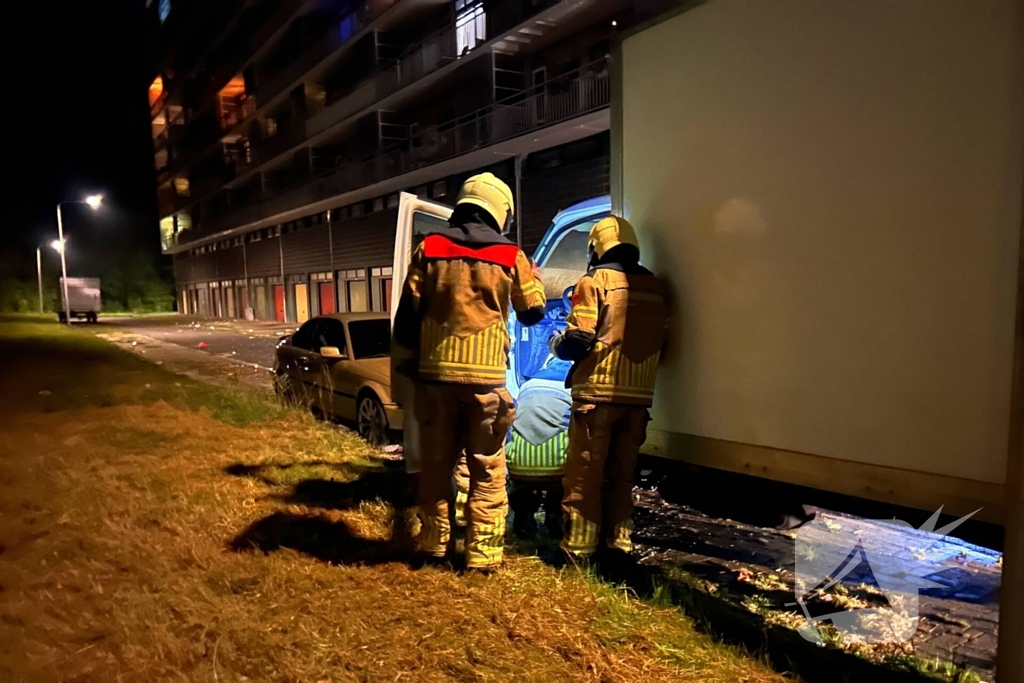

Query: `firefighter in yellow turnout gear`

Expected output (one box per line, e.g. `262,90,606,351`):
551,216,669,558
393,173,546,570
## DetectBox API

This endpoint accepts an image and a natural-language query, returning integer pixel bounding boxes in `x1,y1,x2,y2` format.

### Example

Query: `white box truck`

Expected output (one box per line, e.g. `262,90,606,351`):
58,277,101,323
612,3,1021,676
613,0,1022,524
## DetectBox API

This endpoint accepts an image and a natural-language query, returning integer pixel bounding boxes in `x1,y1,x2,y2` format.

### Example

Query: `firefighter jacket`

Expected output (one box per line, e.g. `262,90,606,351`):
506,359,572,479
393,210,546,385
559,263,669,406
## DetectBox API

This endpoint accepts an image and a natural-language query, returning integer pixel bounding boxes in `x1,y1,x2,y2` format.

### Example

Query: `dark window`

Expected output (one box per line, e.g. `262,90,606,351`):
348,319,391,359
290,319,322,350
317,319,348,356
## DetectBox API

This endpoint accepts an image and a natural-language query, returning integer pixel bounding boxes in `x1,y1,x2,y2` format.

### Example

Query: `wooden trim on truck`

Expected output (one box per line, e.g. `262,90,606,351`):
643,429,1005,524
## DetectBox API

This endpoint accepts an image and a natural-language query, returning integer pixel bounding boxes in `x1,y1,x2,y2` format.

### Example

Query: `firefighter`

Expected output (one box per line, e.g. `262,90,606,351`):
393,172,545,571
551,216,669,559
506,354,573,539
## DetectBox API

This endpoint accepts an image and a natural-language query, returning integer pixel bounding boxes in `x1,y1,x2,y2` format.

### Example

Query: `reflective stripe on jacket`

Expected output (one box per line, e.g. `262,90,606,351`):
565,267,669,406
394,224,545,385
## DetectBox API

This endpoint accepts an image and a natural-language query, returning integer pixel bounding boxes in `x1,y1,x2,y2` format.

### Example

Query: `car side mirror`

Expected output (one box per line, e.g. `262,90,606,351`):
319,346,345,359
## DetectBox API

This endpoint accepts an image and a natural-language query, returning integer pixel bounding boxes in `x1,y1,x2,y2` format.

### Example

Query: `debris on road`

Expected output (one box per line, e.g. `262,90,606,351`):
197,342,208,349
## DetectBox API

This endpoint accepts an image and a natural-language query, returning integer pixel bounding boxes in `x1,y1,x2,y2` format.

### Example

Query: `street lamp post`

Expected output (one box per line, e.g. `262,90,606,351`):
55,195,103,325
36,247,43,315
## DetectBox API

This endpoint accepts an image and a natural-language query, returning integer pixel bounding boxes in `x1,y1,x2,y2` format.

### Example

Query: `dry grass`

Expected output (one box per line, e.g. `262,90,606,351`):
0,317,792,682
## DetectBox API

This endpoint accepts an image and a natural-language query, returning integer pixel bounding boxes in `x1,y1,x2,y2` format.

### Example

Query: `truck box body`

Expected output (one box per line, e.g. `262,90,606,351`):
59,277,101,318
614,0,1022,520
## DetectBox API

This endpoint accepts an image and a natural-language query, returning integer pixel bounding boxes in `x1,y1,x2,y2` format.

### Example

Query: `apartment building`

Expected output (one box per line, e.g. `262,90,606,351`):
147,0,672,321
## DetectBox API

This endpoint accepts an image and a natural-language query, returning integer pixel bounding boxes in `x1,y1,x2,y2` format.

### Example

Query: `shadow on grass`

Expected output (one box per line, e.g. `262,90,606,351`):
231,511,410,566
225,460,408,509
228,459,418,566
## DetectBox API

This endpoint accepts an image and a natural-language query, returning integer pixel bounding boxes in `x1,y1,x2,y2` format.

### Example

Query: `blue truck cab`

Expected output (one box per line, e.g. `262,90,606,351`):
506,196,611,398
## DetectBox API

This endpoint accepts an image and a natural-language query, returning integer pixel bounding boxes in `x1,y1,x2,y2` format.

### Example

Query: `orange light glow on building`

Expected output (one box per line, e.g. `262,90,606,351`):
219,77,246,99
149,76,164,107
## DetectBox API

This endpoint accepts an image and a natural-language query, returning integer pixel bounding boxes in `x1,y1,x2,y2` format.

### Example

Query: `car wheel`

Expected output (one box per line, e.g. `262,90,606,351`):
357,393,389,447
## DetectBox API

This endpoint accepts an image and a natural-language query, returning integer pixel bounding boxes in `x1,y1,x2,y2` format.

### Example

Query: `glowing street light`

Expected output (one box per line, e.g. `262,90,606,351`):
56,194,104,325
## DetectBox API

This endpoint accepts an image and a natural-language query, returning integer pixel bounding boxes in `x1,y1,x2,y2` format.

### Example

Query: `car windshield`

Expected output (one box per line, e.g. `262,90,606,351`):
543,224,594,271
348,318,391,359
539,224,596,299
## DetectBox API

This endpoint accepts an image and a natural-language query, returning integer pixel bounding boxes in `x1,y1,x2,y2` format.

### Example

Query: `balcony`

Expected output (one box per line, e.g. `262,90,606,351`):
190,69,609,238
220,95,257,130
256,122,308,165
307,26,459,139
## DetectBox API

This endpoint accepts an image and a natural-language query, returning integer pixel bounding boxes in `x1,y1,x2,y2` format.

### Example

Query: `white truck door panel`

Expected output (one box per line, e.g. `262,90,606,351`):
391,193,453,472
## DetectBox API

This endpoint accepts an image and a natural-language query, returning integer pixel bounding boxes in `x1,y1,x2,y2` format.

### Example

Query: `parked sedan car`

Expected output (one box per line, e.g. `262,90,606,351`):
273,312,400,446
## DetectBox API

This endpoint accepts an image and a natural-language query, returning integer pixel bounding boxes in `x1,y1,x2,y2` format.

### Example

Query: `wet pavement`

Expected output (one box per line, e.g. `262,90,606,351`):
96,315,285,371
93,315,285,391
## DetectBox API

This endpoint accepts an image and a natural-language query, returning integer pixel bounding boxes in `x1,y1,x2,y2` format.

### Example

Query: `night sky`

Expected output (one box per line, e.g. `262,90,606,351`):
8,1,160,278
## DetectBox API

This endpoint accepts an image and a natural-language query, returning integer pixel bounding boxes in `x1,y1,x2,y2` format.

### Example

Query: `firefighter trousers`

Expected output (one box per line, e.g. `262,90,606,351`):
415,383,515,568
561,402,649,556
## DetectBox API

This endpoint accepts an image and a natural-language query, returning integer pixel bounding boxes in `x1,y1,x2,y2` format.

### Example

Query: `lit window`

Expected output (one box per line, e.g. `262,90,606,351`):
158,0,171,23
159,216,175,250
455,0,486,56
338,13,356,42
149,76,164,107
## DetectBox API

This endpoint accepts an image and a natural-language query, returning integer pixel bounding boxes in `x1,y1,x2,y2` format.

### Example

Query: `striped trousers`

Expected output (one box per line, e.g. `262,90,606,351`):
415,383,515,569
561,402,650,556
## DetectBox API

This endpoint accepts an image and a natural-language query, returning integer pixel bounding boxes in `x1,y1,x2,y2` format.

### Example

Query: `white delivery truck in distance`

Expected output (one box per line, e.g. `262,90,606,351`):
58,277,101,323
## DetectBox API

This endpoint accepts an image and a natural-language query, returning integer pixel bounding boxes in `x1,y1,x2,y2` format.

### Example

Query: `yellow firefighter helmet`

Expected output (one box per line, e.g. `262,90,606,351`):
456,173,515,233
588,215,639,261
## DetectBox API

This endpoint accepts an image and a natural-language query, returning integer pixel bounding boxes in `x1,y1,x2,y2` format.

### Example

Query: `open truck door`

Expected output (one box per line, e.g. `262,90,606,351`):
390,192,453,472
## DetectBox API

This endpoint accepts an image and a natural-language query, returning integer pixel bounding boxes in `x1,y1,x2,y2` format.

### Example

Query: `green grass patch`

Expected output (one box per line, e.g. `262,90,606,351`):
0,316,287,427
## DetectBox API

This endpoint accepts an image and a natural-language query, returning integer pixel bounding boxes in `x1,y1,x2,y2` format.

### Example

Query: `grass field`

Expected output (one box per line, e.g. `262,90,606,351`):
0,316,794,682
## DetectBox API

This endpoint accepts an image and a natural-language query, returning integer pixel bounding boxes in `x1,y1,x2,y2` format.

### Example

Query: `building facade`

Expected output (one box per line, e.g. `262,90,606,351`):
147,0,669,322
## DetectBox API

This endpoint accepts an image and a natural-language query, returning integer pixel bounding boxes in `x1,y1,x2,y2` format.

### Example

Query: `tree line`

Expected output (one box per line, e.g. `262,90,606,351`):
0,248,175,314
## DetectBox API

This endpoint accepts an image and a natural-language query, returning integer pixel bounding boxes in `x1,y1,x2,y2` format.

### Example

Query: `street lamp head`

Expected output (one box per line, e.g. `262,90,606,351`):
50,239,65,253
85,195,103,210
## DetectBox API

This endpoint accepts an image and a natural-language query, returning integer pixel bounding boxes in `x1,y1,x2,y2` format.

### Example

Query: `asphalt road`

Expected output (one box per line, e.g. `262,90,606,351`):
97,316,283,369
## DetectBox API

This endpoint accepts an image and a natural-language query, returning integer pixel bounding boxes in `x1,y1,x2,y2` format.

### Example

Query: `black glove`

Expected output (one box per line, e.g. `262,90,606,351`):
553,329,596,361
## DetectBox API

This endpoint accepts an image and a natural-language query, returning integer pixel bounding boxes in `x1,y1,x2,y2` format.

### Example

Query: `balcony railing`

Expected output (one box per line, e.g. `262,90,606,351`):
196,70,609,232
220,96,257,130
306,25,458,139
256,0,398,123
